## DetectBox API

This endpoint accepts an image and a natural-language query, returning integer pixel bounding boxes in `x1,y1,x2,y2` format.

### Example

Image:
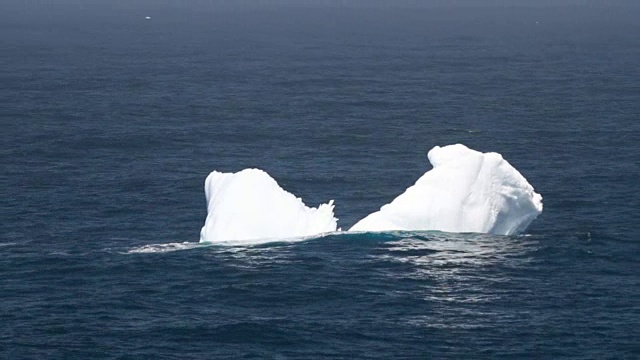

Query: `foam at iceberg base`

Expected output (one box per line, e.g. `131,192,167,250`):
349,144,543,235
200,169,338,244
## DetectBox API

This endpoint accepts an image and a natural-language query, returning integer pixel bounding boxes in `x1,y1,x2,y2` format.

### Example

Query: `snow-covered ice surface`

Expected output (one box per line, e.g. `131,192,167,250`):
349,144,543,235
200,169,338,244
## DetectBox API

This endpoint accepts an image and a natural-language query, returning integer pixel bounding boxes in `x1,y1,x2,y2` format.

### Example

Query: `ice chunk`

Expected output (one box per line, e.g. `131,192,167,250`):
349,144,543,235
200,169,338,244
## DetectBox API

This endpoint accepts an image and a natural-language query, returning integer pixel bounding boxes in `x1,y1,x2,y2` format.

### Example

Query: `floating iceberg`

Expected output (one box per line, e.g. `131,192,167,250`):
349,144,543,235
200,169,338,244
199,145,542,244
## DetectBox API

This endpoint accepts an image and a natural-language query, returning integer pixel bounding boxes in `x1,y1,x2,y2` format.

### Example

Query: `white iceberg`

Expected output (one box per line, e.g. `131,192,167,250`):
199,144,542,244
349,144,543,235
200,168,338,244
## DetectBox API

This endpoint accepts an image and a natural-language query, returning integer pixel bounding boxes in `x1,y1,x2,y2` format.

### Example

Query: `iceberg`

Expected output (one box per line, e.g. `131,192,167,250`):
199,144,542,244
349,144,543,235
200,168,338,244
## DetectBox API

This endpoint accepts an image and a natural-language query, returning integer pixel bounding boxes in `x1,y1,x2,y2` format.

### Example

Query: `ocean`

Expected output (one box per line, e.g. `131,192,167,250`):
2,2,639,358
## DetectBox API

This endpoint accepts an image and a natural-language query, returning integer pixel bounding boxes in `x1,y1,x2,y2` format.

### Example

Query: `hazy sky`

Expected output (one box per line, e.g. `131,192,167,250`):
4,0,640,9
2,0,638,26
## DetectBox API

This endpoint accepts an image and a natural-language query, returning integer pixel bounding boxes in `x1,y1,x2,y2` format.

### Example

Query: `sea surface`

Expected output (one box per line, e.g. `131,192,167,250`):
2,3,640,359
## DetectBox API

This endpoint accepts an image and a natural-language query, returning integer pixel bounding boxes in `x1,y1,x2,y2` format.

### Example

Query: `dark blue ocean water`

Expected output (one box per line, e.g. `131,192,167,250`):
2,3,640,358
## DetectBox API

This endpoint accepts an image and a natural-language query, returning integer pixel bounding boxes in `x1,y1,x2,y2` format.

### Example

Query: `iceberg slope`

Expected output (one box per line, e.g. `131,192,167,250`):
200,169,338,244
349,144,543,235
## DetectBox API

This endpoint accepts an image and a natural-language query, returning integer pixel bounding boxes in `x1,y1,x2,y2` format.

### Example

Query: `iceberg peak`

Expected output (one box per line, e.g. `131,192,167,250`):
200,168,338,244
349,144,543,235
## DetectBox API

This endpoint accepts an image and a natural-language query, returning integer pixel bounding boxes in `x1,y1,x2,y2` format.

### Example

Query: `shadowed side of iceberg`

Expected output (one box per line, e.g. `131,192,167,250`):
349,144,543,235
200,169,338,244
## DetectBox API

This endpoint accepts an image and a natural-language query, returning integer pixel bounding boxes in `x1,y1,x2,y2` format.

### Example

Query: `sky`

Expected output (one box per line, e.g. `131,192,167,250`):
4,0,640,9
2,0,638,27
